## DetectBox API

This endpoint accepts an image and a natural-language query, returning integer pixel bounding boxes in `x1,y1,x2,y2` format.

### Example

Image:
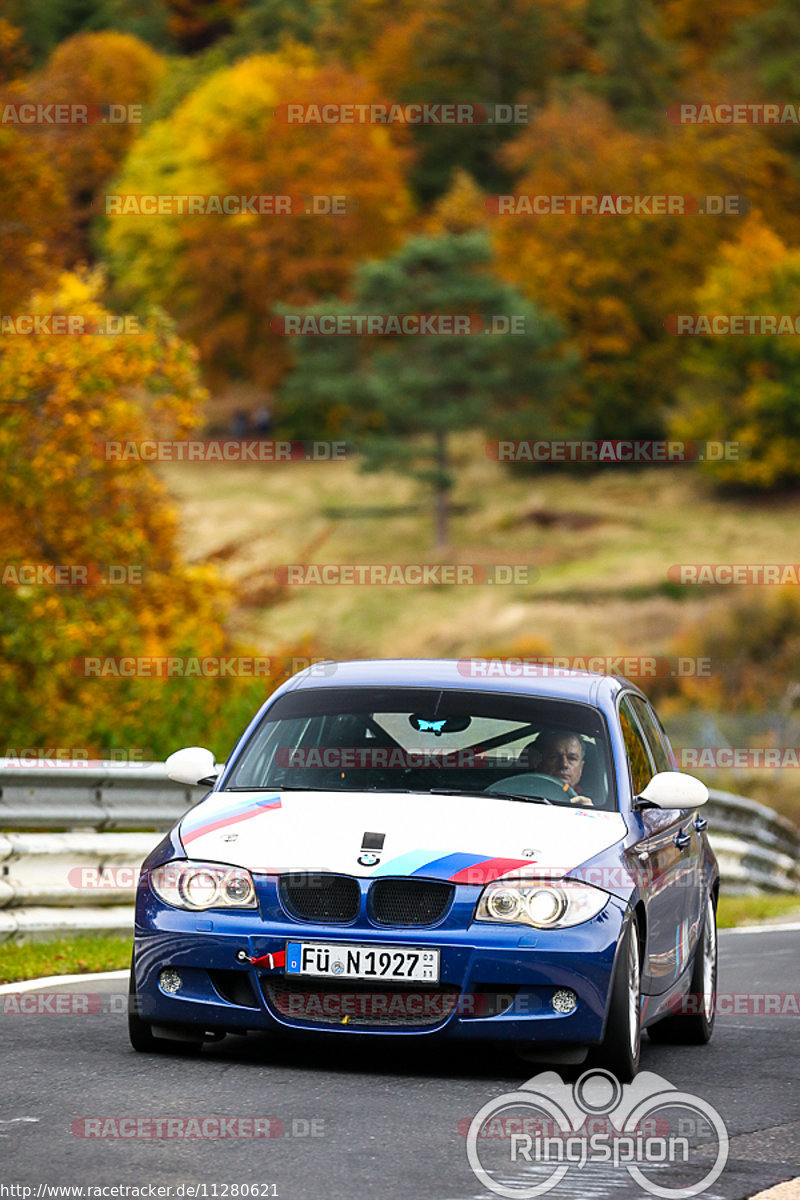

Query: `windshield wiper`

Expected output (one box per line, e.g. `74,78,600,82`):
224,784,344,792
224,784,431,793
429,787,553,806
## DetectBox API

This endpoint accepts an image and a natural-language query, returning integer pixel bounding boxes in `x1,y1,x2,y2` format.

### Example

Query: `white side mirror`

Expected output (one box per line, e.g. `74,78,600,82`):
637,770,708,810
165,746,221,787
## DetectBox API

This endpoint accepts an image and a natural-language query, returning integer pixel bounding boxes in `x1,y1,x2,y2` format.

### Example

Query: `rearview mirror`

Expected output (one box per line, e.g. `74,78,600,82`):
165,746,221,787
409,714,471,735
636,771,708,810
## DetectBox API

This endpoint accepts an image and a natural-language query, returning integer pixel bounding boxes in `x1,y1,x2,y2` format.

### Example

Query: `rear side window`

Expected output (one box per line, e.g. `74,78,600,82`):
619,696,654,796
629,696,673,774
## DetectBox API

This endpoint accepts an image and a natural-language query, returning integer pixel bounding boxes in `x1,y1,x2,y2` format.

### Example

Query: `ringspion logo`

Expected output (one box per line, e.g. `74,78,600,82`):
465,1070,728,1198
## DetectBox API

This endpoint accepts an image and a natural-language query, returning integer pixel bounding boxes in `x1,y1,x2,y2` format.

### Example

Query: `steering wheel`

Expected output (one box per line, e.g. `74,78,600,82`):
485,772,578,804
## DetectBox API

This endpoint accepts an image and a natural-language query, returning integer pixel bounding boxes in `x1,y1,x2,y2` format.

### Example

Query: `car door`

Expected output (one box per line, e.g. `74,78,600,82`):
619,695,687,993
630,695,705,970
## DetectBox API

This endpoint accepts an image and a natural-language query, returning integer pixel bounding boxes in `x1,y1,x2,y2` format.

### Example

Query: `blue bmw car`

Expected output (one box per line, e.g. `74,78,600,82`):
129,659,718,1080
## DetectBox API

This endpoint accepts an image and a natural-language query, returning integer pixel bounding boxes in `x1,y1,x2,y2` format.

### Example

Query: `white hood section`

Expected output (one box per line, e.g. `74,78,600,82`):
179,789,626,882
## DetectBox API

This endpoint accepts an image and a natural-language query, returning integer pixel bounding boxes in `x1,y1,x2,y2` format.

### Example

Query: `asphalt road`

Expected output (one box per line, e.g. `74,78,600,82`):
1,928,798,1200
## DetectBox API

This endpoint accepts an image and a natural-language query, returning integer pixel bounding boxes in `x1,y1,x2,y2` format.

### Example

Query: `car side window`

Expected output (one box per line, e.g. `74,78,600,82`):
629,697,673,774
619,696,654,796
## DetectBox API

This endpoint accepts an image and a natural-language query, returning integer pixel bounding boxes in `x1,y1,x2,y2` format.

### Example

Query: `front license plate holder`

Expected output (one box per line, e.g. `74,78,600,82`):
285,941,440,983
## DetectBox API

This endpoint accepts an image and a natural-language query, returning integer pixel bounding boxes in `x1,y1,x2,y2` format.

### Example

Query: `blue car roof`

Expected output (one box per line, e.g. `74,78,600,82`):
280,658,645,711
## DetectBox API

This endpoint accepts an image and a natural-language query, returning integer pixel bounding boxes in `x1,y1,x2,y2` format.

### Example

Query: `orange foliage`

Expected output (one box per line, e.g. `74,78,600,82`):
7,32,166,261
104,52,414,389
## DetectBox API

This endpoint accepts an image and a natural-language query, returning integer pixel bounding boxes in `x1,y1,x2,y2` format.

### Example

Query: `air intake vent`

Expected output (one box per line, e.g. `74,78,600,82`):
280,873,360,923
370,878,454,926
262,978,460,1029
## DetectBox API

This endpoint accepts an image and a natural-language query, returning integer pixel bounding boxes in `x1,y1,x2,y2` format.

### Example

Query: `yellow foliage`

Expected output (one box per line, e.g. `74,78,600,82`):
103,51,414,389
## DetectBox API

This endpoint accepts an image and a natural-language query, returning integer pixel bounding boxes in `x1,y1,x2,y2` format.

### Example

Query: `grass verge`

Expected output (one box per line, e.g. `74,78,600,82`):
0,934,132,984
717,893,800,929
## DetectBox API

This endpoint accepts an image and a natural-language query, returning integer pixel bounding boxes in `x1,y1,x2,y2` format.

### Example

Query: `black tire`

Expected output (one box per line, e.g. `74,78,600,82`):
128,960,204,1055
648,892,717,1046
588,917,642,1082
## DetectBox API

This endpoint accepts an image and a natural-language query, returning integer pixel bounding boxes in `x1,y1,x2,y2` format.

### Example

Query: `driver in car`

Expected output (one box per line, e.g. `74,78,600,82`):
522,730,595,806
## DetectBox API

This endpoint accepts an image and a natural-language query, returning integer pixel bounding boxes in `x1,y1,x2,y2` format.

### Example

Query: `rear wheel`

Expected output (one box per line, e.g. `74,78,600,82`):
128,960,204,1055
588,918,642,1082
648,893,717,1046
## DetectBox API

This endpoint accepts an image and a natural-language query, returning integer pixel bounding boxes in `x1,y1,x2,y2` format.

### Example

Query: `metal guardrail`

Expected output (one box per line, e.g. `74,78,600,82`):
0,760,205,940
0,760,204,831
0,763,797,940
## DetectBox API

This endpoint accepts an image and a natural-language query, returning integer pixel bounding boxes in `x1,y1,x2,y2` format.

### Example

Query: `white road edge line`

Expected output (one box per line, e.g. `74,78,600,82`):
0,969,128,995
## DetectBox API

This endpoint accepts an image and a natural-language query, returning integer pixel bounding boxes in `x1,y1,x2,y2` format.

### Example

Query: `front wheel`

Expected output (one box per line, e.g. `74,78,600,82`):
588,918,641,1082
648,892,717,1046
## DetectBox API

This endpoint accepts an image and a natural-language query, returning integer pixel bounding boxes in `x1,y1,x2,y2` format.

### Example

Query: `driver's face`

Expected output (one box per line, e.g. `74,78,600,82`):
539,735,584,789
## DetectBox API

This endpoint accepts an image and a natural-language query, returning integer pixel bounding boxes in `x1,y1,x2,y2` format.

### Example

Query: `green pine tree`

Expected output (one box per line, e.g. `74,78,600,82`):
277,232,576,546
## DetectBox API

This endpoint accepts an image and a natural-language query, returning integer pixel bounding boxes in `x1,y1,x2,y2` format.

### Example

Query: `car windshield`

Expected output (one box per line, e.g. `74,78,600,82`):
223,687,616,810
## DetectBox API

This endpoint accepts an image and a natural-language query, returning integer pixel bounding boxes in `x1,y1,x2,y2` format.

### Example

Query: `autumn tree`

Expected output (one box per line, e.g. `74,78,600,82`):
0,17,30,81
103,51,414,390
0,125,71,311
578,0,676,123
659,0,763,73
356,0,589,200
277,232,574,546
7,32,165,261
717,0,800,164
0,269,283,756
491,93,799,439
165,0,244,51
4,0,95,63
671,218,800,490
224,0,326,54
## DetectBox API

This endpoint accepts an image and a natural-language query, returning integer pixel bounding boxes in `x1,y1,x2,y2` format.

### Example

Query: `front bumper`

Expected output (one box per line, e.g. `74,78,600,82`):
133,875,628,1045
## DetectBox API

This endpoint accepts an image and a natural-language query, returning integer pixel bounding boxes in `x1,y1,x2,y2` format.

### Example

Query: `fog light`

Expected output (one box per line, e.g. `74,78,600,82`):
552,988,577,1014
159,968,182,994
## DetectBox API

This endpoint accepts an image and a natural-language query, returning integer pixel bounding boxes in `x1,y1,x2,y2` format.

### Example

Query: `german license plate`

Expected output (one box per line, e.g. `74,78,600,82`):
285,941,440,982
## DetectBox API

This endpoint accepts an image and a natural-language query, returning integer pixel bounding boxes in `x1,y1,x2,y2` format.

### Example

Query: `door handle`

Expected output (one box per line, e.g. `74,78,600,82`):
674,830,691,850
693,815,708,832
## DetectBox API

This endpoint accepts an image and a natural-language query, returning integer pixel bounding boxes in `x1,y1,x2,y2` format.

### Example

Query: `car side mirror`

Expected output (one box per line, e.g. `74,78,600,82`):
165,746,221,787
636,770,708,810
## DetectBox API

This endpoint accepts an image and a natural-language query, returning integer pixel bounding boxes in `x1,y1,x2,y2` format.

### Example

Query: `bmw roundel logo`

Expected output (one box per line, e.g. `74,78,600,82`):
358,852,380,866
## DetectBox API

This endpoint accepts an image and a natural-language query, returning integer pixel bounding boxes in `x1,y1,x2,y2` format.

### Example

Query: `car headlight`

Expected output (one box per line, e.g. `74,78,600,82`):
150,861,257,911
475,880,608,929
